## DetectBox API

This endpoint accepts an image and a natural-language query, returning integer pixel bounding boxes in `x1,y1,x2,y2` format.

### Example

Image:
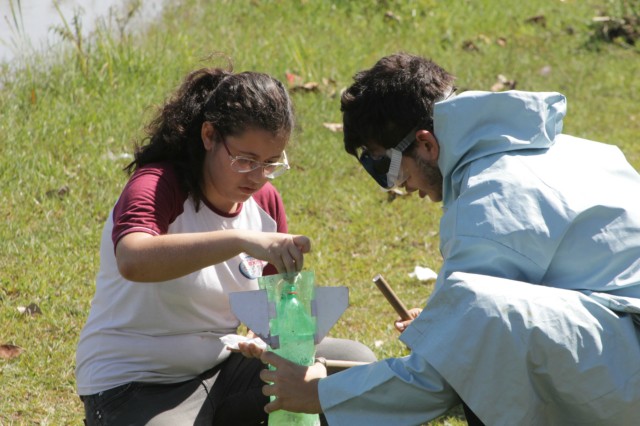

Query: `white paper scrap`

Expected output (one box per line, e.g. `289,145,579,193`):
409,266,438,281
220,334,268,350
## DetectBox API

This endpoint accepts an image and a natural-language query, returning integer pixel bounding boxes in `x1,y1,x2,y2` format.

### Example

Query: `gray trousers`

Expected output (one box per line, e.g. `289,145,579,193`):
81,337,376,425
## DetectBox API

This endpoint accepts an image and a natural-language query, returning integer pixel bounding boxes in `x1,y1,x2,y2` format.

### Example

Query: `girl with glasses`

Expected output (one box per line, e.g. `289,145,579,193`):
76,63,376,426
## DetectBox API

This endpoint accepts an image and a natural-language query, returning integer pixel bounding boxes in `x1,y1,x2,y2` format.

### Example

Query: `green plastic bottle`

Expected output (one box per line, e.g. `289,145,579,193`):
268,282,320,426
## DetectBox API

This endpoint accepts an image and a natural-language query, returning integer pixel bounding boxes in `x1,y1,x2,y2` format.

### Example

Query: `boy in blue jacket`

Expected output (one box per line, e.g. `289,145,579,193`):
246,53,640,426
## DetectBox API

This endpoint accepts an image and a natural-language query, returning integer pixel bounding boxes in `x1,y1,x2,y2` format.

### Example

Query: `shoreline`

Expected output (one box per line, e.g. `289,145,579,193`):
0,0,166,66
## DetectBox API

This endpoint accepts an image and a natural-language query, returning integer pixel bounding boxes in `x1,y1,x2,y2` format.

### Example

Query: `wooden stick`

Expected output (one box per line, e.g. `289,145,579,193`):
373,274,411,321
324,359,371,369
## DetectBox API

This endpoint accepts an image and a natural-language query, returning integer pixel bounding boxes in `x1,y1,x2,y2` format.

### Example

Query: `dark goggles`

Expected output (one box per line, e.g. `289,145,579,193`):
357,127,417,189
359,152,393,188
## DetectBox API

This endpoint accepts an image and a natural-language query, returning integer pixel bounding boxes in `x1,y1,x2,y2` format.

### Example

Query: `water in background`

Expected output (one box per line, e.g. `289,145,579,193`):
0,0,166,64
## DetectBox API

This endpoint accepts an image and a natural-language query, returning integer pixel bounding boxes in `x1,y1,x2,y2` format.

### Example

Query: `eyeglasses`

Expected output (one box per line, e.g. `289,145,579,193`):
220,138,290,179
358,127,416,189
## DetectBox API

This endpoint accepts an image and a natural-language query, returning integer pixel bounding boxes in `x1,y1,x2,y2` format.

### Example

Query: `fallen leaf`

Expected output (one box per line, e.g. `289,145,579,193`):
590,15,640,46
302,82,319,91
384,10,401,22
496,37,507,47
490,74,517,92
285,72,303,87
46,185,70,198
462,40,479,52
322,122,343,132
477,34,491,44
387,188,410,202
525,14,547,27
539,65,552,76
0,344,23,360
286,71,320,93
17,302,42,316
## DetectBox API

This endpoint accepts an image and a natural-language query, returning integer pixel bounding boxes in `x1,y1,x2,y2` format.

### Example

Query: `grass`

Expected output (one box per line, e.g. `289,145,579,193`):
1,0,639,424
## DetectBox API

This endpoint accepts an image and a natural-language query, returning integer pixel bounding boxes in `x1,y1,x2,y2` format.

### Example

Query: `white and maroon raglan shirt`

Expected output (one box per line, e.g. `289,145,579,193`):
76,162,287,395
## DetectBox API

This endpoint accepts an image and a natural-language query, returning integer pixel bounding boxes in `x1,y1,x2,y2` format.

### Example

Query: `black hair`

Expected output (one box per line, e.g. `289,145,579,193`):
340,52,455,156
125,65,294,210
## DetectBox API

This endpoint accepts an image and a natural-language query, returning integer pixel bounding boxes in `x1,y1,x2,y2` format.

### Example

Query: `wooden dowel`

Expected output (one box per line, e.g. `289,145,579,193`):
373,274,411,321
324,359,371,369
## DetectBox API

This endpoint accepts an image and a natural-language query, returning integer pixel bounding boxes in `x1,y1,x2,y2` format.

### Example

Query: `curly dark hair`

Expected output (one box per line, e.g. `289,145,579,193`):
340,52,456,156
126,65,294,210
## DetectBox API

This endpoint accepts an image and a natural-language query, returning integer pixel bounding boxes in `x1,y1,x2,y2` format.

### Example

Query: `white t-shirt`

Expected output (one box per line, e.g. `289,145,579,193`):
76,163,287,395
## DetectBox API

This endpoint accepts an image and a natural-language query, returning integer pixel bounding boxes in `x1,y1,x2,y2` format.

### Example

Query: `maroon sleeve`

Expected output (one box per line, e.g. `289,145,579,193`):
111,163,186,249
252,182,289,276
252,182,288,233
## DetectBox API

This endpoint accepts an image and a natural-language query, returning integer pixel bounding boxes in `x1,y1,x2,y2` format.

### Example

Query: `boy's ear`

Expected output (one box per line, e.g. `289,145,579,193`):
415,130,440,162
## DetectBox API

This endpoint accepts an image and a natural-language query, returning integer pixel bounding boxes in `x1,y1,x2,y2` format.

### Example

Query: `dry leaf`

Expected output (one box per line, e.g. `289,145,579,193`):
525,15,547,27
0,344,23,360
387,188,410,202
539,65,552,76
477,34,491,44
384,11,401,22
462,40,479,52
17,302,42,316
591,15,640,46
496,37,507,47
285,72,303,87
290,82,320,93
490,74,517,92
322,122,343,132
286,71,320,93
46,185,70,198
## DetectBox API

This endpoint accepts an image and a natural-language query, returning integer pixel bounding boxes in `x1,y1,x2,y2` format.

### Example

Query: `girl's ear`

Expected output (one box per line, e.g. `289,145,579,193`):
201,121,216,150
415,130,440,162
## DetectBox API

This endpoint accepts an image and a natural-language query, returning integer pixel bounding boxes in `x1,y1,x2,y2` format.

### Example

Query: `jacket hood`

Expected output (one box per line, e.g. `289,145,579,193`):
434,90,566,206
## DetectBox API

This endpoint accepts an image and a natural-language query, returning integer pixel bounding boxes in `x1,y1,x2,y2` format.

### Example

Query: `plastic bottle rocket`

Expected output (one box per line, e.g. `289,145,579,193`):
268,281,320,426
228,271,349,426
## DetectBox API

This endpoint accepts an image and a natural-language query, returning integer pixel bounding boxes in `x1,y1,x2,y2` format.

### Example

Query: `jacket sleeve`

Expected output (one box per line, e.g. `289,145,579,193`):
319,355,460,426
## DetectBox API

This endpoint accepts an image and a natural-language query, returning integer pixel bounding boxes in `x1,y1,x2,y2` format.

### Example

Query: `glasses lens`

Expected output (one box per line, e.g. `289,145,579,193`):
264,163,289,179
230,153,289,179
231,158,260,173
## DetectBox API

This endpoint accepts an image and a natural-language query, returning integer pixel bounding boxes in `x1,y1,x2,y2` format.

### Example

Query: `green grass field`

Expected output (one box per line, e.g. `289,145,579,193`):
1,0,639,424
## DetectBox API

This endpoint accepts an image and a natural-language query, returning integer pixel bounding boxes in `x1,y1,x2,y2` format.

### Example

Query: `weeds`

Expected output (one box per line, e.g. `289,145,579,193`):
588,0,640,48
50,0,144,78
52,2,89,76
2,0,27,51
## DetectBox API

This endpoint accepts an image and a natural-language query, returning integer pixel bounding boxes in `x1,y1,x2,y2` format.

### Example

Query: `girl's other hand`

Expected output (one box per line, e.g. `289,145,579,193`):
237,341,265,359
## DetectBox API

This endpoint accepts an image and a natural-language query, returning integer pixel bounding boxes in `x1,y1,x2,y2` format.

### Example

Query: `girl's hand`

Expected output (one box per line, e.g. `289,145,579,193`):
243,232,311,275
237,341,265,359
394,307,423,332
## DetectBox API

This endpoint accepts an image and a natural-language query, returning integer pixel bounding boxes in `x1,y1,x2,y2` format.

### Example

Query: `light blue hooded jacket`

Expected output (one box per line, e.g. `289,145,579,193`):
319,91,640,425
435,90,640,310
